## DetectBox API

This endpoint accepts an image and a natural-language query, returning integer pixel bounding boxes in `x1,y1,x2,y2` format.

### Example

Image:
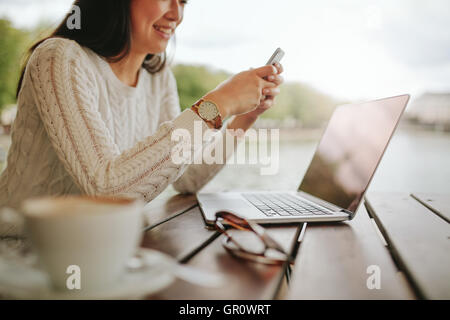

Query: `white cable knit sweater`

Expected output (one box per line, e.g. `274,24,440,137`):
0,38,234,211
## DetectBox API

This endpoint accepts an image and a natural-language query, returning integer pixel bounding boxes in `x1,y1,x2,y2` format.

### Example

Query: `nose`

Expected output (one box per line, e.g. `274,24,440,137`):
165,0,183,24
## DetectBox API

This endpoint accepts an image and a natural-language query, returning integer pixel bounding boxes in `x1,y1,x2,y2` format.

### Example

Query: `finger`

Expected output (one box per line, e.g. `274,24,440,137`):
265,75,284,86
273,62,284,74
259,95,274,105
262,87,280,97
254,65,278,78
258,99,274,110
260,95,272,103
261,78,277,88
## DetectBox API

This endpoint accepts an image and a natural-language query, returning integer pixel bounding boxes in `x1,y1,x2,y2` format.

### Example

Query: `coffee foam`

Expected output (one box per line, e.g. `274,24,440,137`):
22,195,137,218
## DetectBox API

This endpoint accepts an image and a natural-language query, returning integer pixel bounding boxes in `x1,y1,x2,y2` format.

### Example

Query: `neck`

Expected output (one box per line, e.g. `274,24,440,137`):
108,51,147,87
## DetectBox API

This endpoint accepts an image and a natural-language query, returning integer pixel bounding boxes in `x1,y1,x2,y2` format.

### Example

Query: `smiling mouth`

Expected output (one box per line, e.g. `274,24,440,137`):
153,25,174,35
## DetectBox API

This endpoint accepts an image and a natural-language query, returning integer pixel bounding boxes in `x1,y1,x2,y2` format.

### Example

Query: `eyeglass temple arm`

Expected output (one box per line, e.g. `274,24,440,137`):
249,222,288,254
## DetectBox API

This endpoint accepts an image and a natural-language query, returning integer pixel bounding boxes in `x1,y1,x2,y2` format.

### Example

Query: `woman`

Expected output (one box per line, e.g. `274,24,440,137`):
0,0,283,210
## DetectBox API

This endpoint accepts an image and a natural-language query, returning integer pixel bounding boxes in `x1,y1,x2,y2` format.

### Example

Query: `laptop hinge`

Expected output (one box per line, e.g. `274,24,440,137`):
341,209,356,220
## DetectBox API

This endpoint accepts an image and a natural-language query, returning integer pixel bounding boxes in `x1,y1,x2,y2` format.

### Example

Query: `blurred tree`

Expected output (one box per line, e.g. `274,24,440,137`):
0,19,29,113
172,64,229,111
262,82,340,127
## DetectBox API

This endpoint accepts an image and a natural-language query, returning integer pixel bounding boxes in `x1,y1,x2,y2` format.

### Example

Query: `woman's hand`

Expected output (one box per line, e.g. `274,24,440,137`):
240,62,284,120
203,65,279,118
227,63,284,131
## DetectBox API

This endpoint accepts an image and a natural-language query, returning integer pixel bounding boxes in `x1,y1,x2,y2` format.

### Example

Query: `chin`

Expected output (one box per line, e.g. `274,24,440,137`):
147,43,169,55
154,47,168,54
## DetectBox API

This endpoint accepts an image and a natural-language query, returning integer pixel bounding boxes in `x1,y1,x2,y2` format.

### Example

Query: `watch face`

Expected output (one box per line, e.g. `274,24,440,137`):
198,101,219,121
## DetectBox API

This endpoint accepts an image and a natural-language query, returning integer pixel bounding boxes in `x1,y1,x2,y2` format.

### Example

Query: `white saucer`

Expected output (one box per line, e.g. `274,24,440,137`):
0,248,175,300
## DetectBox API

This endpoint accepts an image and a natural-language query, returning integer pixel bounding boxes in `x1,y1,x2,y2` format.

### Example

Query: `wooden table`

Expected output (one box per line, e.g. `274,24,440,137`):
141,191,450,300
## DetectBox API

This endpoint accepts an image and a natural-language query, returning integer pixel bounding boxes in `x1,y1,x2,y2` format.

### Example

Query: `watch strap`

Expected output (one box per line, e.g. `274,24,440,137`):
191,99,223,130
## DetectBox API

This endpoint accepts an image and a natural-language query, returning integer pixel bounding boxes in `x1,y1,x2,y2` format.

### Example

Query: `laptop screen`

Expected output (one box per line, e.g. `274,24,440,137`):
298,95,410,213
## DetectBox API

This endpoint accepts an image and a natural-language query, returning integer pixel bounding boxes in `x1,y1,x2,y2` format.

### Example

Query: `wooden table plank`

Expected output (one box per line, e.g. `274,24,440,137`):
142,207,214,261
142,192,197,229
154,222,301,300
365,192,450,299
411,193,450,223
287,204,415,299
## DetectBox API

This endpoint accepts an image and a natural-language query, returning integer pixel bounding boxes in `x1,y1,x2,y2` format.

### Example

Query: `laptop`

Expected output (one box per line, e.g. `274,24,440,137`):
197,94,410,226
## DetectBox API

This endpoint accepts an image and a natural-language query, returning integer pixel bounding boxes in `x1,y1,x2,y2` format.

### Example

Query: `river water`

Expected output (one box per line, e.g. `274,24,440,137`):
195,127,450,195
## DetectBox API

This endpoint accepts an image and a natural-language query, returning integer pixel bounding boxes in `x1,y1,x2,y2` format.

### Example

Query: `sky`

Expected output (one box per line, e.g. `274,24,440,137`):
1,0,450,102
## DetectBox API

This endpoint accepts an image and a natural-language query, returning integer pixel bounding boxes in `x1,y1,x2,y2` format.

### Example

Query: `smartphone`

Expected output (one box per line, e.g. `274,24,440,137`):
263,48,284,83
266,47,285,66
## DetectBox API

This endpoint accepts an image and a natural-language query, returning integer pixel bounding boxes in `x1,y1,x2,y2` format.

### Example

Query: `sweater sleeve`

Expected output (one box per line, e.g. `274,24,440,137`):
172,121,243,194
26,38,209,202
157,68,242,194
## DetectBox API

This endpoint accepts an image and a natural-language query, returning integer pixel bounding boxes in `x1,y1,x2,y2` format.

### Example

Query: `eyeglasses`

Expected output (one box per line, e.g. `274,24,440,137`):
214,211,292,265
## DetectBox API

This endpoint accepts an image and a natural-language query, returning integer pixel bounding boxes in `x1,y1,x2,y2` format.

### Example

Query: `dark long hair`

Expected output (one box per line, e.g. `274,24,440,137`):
17,0,167,97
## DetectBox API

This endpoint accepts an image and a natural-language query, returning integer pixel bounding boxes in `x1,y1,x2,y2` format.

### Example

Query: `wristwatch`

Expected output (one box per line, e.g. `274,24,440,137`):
191,99,223,130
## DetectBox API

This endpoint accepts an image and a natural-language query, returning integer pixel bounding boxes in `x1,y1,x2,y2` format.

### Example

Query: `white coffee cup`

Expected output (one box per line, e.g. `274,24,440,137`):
20,195,145,292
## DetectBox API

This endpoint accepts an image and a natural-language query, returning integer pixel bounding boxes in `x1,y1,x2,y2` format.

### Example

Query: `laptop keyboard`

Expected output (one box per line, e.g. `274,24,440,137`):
242,193,333,217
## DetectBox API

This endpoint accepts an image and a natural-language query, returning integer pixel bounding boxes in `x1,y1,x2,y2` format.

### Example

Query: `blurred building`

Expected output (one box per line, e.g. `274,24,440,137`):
406,93,450,131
